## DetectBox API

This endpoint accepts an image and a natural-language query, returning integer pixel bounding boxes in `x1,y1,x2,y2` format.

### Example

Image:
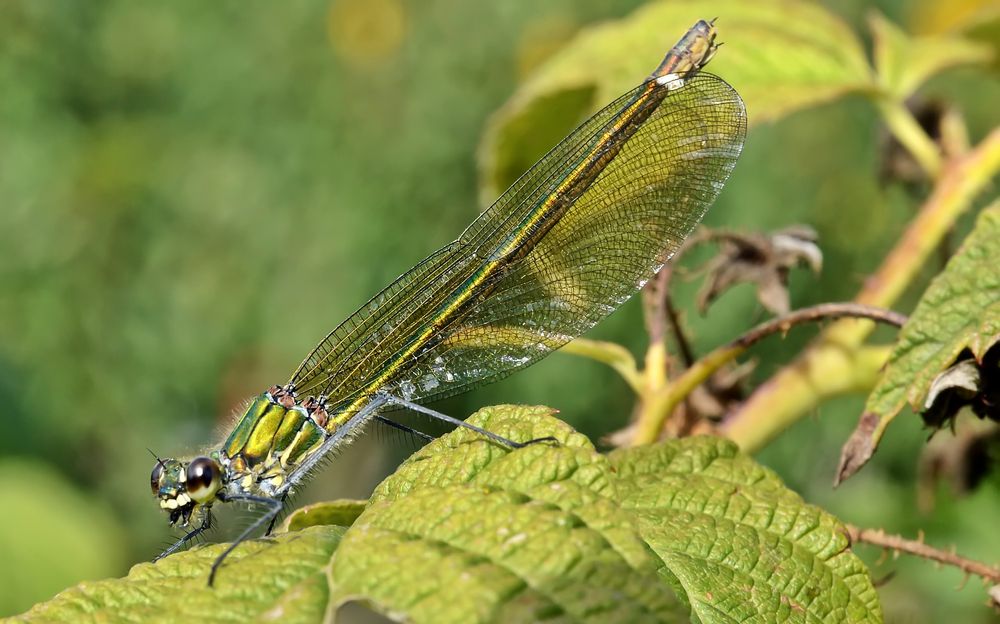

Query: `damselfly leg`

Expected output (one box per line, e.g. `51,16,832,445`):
208,493,284,586
264,492,289,536
380,394,559,448
154,508,214,563
375,414,436,443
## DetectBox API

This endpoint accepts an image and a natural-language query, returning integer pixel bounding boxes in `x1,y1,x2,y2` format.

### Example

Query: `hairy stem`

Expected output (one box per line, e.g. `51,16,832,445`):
846,524,1000,585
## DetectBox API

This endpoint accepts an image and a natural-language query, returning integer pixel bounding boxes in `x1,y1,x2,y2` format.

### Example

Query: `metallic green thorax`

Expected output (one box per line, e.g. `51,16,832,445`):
222,390,327,494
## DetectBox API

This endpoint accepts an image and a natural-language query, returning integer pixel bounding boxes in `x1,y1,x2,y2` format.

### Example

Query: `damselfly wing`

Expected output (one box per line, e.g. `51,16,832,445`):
150,19,746,583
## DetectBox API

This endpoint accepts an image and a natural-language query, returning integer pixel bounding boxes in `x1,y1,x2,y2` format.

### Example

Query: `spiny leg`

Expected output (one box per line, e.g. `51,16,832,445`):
381,394,557,448
208,493,283,586
154,508,213,563
375,414,436,443
264,492,288,536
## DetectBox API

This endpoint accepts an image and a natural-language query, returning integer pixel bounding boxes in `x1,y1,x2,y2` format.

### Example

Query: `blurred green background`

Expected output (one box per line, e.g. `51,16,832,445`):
1,0,997,621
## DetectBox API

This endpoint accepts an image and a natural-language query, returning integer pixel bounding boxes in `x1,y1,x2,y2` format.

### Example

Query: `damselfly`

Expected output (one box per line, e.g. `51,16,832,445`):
150,19,746,584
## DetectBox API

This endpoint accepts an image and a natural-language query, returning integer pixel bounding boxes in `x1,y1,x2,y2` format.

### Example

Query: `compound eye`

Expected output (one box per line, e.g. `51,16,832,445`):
185,456,222,503
150,461,167,495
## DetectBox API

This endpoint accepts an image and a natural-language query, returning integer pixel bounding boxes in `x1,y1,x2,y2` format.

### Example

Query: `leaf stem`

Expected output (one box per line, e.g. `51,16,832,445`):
876,97,943,179
561,338,644,394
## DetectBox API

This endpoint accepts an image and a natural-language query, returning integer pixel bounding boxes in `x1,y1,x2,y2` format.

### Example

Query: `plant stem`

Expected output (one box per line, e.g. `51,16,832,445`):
722,343,895,451
722,128,1000,452
664,296,695,368
846,524,1000,585
831,127,1000,344
630,304,905,446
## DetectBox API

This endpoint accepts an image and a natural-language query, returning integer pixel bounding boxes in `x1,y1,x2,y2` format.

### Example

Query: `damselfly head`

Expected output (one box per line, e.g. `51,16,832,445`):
150,456,223,525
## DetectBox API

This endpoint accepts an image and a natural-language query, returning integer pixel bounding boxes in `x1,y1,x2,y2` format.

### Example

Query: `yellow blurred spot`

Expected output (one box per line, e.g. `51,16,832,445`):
515,13,577,80
327,0,407,68
910,0,1000,35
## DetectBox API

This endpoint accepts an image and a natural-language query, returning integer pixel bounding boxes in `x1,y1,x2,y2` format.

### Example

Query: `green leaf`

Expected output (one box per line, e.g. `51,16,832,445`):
610,440,882,623
478,0,872,200
10,525,344,624
330,406,880,623
330,405,686,623
870,11,993,100
279,498,368,532
16,407,882,623
838,203,1000,484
